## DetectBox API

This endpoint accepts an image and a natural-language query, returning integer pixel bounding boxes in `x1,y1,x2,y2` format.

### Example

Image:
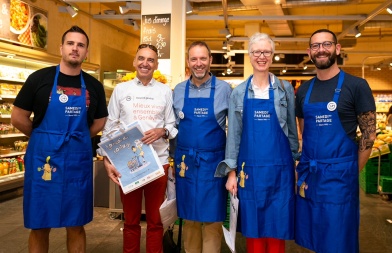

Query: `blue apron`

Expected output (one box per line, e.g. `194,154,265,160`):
23,65,93,229
175,76,227,222
295,71,359,253
237,76,294,239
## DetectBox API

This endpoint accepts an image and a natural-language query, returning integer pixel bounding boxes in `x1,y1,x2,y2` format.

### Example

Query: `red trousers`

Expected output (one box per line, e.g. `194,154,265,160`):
246,238,285,253
120,164,169,253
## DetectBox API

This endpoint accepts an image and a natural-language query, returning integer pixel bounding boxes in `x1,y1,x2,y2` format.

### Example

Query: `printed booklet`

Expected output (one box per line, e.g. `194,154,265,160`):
98,121,164,194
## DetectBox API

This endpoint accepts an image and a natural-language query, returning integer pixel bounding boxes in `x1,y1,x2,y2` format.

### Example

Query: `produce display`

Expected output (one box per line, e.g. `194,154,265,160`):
0,123,20,134
0,157,24,176
0,103,13,115
30,13,47,48
0,84,21,95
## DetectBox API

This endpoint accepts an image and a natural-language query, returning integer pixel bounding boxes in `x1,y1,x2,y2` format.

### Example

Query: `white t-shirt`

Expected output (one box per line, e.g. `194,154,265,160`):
100,78,177,165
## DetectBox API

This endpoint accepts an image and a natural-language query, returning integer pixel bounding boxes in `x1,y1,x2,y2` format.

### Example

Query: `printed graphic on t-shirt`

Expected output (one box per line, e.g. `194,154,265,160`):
49,86,91,107
131,97,165,121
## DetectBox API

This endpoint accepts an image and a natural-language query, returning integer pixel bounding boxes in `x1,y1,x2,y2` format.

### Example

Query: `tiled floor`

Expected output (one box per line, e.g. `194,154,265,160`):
0,188,391,253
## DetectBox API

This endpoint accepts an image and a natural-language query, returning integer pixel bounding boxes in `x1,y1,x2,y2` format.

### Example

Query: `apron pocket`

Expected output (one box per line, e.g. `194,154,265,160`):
314,162,358,204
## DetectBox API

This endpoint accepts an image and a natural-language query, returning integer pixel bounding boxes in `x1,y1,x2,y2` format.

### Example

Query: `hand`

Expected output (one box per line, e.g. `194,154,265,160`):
141,128,165,144
226,170,238,196
103,157,121,186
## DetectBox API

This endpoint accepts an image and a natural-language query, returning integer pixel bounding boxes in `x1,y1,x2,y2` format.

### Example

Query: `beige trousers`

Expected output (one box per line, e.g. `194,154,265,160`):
183,220,223,253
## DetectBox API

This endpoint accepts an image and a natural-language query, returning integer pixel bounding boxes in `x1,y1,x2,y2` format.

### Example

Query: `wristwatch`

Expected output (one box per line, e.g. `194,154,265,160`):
163,128,169,139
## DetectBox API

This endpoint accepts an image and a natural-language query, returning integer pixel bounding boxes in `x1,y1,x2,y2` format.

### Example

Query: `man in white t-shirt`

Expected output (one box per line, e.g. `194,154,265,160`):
100,44,177,253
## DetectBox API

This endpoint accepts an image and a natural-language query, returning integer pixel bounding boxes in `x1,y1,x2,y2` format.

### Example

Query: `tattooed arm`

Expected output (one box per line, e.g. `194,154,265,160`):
357,111,376,171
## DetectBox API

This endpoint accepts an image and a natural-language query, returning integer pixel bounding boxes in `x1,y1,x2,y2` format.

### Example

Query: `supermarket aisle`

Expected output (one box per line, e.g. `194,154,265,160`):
0,188,391,253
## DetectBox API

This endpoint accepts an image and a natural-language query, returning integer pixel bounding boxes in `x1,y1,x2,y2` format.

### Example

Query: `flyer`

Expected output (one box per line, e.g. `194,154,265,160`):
98,121,164,194
222,193,239,253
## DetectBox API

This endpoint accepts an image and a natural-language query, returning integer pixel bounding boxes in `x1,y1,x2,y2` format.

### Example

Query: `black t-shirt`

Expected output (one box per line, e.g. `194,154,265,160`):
295,71,375,140
14,66,108,129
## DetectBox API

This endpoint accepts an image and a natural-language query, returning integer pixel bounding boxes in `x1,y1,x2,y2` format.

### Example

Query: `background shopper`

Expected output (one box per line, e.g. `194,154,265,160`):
11,26,108,252
216,32,299,253
294,29,376,253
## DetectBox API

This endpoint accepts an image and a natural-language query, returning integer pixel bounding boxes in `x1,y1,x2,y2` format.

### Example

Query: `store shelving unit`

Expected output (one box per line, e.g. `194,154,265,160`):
0,78,28,192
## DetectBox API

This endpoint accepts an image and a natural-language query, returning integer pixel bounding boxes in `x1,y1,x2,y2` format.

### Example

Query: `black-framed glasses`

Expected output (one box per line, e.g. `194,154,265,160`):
309,41,335,51
250,50,273,58
137,44,158,54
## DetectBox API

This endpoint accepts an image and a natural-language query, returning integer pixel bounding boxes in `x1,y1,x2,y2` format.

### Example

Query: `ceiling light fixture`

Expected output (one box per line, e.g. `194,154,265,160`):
387,4,392,14
66,5,78,18
119,1,141,14
59,5,78,18
219,27,232,38
274,55,280,61
282,68,287,73
186,0,193,14
222,41,228,50
225,27,232,38
354,26,362,38
303,65,308,70
123,19,139,31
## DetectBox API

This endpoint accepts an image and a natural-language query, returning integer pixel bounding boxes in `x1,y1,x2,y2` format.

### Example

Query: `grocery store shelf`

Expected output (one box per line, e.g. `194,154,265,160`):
0,114,33,119
0,171,24,192
0,151,25,158
0,133,25,138
0,77,25,83
0,94,17,100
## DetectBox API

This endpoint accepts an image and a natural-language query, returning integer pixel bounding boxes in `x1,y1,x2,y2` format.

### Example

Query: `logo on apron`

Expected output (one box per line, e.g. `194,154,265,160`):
177,154,188,177
178,111,184,119
59,94,68,103
299,182,308,198
327,101,337,111
37,156,57,181
254,110,271,121
193,107,208,118
238,162,248,188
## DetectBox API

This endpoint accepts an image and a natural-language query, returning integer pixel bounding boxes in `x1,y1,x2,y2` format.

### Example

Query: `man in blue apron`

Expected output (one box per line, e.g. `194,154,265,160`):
295,29,376,253
11,26,108,252
216,33,300,253
173,41,232,253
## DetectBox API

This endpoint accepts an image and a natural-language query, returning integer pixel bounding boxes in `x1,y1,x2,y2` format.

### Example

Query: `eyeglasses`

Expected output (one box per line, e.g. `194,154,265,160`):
309,41,335,51
137,44,158,54
250,50,273,58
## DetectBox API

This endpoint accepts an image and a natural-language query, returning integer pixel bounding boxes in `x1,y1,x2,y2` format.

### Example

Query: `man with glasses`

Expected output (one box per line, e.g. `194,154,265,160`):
172,41,232,253
295,29,376,253
216,32,299,253
100,43,177,253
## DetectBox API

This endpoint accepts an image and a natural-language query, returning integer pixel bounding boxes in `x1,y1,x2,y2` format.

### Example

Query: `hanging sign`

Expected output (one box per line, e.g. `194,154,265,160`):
141,13,171,59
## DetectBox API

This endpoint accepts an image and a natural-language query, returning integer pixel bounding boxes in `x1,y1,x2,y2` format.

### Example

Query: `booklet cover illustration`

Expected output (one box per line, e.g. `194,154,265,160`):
99,121,164,194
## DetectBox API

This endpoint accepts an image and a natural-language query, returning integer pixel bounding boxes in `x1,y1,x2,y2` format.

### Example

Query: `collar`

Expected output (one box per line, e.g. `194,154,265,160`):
248,72,276,91
134,77,155,87
189,73,212,89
